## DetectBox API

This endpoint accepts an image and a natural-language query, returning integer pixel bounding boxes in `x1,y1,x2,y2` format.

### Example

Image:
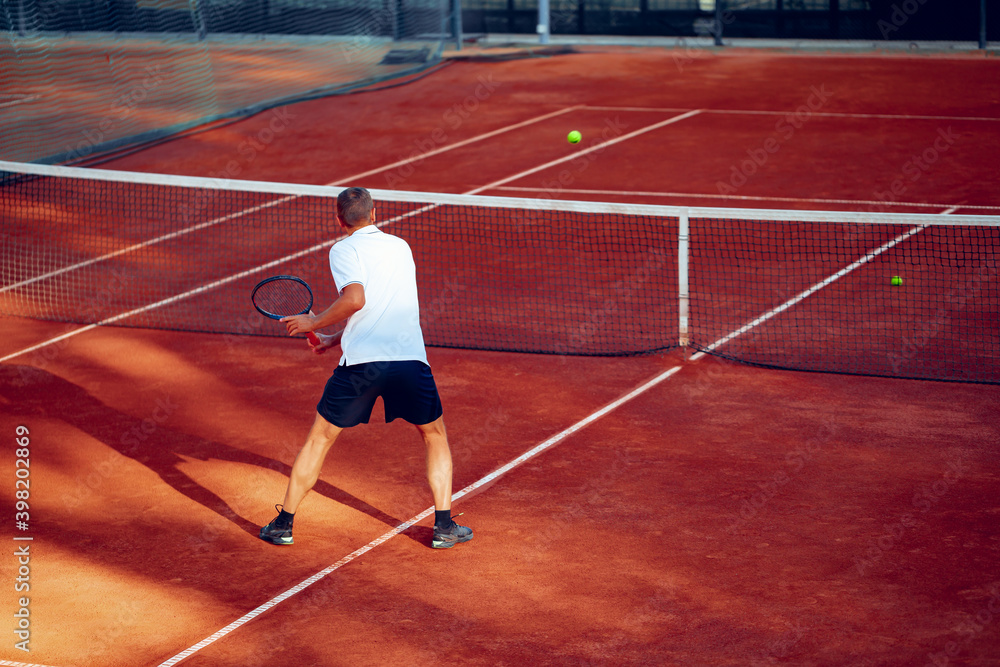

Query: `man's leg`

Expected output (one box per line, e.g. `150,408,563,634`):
415,415,452,511
283,412,345,513
260,413,343,545
416,416,472,549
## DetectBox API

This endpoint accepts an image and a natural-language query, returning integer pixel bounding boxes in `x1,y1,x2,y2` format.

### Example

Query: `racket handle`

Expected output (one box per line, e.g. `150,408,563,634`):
306,332,327,355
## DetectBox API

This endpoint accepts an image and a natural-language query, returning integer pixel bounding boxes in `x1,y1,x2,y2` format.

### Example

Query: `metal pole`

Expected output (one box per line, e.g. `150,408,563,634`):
452,0,463,50
538,0,550,44
191,0,207,40
713,0,723,46
980,0,987,49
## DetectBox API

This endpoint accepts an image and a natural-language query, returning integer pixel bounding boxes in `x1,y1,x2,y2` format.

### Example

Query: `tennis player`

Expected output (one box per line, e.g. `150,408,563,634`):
259,187,472,550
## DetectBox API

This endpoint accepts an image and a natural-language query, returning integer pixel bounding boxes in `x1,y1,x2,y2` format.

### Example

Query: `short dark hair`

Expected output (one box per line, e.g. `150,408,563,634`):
337,187,374,227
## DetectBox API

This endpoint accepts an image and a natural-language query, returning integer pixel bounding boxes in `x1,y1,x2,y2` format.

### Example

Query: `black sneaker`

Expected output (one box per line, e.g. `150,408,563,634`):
432,522,473,549
259,505,294,545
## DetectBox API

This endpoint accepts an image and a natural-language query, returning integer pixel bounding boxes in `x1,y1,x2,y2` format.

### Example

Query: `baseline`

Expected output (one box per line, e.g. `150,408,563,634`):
583,105,1000,122
492,186,1000,211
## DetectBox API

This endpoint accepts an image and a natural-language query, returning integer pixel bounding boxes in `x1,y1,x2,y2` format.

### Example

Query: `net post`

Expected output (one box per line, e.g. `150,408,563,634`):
678,208,690,353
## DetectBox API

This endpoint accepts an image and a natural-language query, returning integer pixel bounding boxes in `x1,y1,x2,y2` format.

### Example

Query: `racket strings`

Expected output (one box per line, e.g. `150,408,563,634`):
253,280,312,318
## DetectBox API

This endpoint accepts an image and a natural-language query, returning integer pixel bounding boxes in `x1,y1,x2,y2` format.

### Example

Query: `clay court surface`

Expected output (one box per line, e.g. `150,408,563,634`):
2,45,1000,666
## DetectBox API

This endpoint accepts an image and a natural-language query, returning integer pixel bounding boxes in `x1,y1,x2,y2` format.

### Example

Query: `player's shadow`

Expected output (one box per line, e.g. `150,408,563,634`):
4,364,427,546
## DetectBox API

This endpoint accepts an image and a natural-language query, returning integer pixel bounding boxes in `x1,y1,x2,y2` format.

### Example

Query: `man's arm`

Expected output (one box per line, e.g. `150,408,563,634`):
281,283,365,336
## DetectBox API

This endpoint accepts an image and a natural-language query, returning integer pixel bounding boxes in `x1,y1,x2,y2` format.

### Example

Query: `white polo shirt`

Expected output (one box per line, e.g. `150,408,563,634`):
328,225,428,366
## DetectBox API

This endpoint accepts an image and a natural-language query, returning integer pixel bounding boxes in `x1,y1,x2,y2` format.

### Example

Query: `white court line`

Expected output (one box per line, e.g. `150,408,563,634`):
0,661,62,667
159,203,941,664
582,105,1000,122
333,105,583,183
0,94,40,109
155,364,685,666
156,507,436,666
491,186,1000,212
1,106,582,293
464,110,702,195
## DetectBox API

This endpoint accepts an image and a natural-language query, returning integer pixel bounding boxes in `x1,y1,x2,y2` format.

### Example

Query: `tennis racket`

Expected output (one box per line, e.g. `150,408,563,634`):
251,275,326,354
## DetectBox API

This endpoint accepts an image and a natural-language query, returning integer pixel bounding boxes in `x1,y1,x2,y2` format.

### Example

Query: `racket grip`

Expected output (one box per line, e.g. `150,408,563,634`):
306,332,327,355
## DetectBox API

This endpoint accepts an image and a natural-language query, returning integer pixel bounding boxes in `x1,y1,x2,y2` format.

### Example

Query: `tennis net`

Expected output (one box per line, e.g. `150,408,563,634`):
2,160,998,383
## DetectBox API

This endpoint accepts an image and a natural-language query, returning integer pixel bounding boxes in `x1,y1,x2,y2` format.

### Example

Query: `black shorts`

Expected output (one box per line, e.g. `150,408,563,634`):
316,360,443,428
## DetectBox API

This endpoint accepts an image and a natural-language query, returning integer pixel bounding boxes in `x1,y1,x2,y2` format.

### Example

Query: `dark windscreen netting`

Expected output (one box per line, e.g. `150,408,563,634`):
0,0,450,164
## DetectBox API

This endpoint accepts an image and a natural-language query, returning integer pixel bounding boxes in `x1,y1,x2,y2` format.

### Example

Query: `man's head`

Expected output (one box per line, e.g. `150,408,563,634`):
337,187,375,229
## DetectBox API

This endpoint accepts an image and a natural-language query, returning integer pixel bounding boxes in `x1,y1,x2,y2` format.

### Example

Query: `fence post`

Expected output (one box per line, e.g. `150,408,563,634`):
453,0,463,50
17,0,27,36
192,0,208,40
538,0,550,44
981,0,988,49
713,0,724,46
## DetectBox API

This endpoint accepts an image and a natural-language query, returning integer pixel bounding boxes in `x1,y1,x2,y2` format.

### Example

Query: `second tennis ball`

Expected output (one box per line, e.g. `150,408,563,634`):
891,276,902,286
567,130,582,144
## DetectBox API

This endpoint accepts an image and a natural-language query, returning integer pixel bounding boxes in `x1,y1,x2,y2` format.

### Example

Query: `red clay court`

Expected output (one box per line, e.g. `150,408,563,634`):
2,44,1000,667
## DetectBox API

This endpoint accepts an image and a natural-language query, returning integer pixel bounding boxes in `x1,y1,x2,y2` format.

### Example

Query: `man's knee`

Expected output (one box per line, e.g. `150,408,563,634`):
415,416,446,438
309,413,343,446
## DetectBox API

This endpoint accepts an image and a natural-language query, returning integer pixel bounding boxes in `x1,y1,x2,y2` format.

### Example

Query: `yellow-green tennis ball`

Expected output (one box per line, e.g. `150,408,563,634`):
567,130,582,144
891,276,902,286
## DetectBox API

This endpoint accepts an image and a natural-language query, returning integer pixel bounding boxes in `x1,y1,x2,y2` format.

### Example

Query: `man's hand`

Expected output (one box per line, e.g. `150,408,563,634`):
309,330,343,355
279,283,362,355
280,312,317,336
280,311,342,355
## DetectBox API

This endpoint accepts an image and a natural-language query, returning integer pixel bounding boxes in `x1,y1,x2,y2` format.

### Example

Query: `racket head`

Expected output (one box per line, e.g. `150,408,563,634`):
251,275,314,320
